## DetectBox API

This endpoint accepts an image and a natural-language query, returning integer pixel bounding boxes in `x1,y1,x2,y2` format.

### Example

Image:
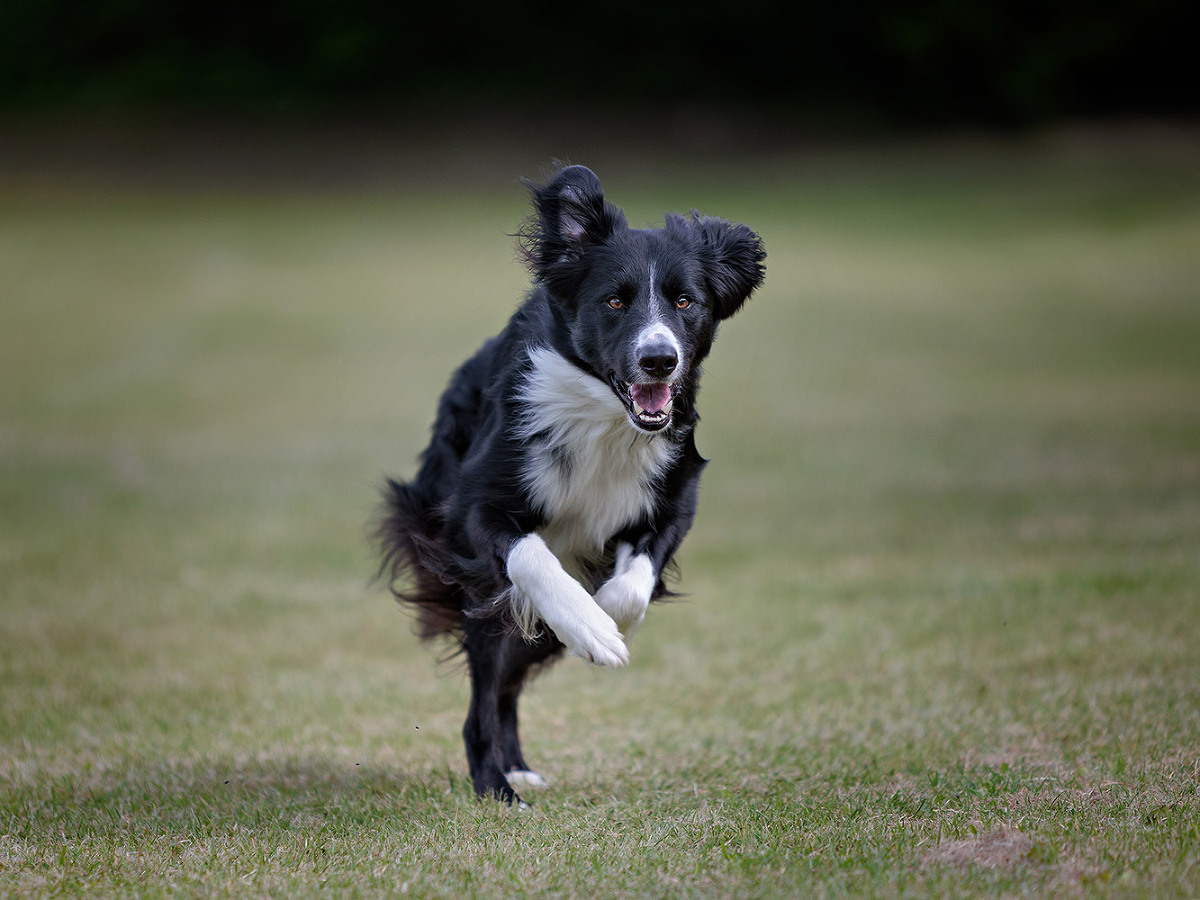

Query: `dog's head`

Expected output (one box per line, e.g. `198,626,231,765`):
521,165,766,433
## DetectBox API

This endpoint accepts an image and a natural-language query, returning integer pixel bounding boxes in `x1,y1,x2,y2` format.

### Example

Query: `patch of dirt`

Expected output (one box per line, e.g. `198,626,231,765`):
925,826,1108,889
928,827,1034,871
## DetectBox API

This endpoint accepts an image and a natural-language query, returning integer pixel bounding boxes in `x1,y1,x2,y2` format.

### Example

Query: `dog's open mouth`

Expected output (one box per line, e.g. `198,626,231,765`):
625,381,674,431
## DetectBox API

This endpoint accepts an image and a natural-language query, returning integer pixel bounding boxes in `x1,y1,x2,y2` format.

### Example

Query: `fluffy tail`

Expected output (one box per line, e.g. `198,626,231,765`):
374,478,465,641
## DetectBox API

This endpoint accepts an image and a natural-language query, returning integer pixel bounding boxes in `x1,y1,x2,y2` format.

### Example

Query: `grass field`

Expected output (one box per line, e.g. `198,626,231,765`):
2,129,1199,897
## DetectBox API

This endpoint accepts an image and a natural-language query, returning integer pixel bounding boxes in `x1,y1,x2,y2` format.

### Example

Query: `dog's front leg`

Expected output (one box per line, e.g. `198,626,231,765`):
593,542,656,636
506,534,629,667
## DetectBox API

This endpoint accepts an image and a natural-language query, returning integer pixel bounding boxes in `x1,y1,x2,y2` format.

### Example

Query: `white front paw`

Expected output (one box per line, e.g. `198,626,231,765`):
555,597,629,667
506,533,630,667
595,547,655,635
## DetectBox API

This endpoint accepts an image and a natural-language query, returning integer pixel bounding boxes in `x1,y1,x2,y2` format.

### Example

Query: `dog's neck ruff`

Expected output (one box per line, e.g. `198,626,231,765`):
516,346,679,568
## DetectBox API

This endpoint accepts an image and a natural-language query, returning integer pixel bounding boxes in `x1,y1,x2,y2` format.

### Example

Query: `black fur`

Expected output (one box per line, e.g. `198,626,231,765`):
376,165,765,804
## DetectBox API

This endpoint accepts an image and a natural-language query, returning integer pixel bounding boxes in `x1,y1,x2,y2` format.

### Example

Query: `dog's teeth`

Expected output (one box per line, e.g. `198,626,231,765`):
637,401,672,420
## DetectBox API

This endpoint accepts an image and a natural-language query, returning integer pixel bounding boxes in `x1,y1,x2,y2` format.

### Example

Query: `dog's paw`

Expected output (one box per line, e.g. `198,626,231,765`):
506,769,548,789
507,534,630,667
532,571,628,666
595,545,655,634
561,601,629,667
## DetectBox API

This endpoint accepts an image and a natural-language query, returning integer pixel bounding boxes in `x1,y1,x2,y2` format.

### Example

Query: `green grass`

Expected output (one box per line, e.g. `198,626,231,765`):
2,133,1200,897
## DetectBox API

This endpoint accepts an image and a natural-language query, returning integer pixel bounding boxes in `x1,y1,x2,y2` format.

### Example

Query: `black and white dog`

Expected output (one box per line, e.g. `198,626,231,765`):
376,165,765,804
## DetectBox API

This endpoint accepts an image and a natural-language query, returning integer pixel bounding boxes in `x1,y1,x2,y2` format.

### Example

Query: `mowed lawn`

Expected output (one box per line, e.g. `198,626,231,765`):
2,135,1199,897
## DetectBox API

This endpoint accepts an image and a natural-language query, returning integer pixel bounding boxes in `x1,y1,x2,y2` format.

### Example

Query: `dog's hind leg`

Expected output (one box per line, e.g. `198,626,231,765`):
462,619,514,803
461,618,557,804
497,633,557,790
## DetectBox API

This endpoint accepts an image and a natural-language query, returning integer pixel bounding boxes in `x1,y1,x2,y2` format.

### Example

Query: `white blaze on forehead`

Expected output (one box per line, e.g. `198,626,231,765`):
636,263,682,367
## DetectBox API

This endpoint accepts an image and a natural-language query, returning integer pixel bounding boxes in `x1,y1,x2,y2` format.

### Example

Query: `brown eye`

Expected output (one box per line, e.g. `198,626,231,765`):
676,296,691,310
608,297,624,310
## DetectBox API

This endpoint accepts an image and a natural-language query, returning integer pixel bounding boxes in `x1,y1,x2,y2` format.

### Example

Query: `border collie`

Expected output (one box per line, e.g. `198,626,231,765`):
376,165,765,804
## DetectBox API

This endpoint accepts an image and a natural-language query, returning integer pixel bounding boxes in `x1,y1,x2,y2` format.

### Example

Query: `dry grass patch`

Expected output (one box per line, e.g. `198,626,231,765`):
928,826,1035,871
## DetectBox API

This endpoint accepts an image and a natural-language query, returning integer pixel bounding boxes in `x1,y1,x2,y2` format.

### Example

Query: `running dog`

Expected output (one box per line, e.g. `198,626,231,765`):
376,165,765,804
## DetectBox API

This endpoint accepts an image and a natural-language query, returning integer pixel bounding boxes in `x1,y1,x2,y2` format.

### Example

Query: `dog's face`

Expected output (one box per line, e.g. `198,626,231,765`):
522,166,766,433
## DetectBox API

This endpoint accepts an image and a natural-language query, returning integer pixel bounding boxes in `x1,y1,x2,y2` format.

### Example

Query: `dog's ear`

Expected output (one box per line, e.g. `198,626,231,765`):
520,165,626,285
691,214,767,321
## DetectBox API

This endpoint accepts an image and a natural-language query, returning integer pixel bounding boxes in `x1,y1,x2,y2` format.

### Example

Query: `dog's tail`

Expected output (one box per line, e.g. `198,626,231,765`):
374,478,465,641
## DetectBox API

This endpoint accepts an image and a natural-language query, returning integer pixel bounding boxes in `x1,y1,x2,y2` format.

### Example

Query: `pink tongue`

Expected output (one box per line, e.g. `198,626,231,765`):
631,383,672,414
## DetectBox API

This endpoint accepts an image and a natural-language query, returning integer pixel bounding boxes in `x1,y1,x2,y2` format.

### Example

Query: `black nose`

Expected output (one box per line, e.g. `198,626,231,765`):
638,346,678,379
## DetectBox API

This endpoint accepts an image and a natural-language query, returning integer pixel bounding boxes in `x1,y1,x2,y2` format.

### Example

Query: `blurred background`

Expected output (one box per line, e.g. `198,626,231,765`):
1,0,1196,123
2,5,1200,891
0,0,1196,179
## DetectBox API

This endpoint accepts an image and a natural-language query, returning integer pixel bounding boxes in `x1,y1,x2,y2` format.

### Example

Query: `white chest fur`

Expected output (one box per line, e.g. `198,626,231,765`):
516,347,677,570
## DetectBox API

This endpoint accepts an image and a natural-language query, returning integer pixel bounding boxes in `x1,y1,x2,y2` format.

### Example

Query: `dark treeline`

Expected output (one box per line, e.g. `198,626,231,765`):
1,0,1192,126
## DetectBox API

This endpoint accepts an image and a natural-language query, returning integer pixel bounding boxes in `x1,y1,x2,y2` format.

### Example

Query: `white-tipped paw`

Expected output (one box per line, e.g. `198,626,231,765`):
506,770,548,789
594,544,656,635
507,534,630,668
557,599,629,667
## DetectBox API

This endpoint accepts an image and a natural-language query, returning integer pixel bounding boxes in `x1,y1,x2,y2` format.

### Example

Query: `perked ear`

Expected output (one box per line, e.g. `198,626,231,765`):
519,165,626,283
692,215,767,320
